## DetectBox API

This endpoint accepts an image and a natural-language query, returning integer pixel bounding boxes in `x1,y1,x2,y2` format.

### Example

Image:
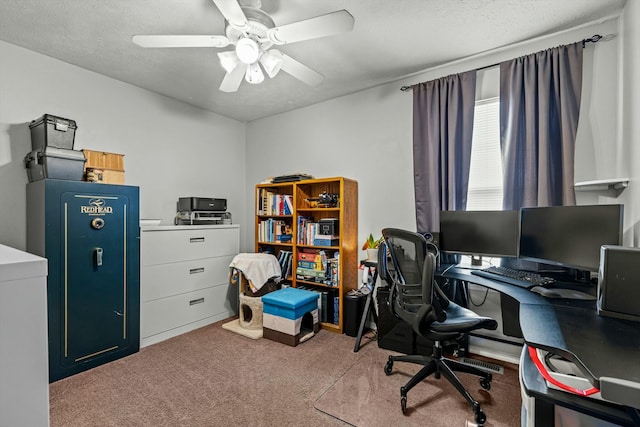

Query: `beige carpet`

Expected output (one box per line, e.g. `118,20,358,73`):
314,349,521,427
49,320,521,427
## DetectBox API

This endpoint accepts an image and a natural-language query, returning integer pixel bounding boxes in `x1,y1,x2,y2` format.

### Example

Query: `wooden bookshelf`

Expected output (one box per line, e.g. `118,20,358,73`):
255,177,358,333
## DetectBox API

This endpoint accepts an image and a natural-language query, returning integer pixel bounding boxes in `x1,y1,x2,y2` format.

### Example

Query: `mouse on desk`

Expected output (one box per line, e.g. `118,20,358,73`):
530,286,596,300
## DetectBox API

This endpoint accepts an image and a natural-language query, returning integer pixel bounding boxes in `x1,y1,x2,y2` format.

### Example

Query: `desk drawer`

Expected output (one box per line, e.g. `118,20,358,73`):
142,255,233,302
142,227,239,266
141,285,230,338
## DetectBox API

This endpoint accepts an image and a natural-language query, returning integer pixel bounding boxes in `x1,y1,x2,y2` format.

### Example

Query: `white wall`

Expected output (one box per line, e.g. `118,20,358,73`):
0,41,246,251
245,18,624,254
622,1,640,245
245,83,416,253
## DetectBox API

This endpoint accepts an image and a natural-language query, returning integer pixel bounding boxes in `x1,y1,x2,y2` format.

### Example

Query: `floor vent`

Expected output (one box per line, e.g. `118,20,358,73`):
459,357,504,375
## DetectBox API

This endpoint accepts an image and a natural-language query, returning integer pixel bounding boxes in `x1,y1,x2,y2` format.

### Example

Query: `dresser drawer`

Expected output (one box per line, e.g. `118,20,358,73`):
141,285,231,338
142,255,233,302
142,227,239,266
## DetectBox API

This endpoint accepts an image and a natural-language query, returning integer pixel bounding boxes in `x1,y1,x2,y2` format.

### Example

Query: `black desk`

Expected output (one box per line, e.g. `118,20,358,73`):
439,265,640,425
520,344,640,426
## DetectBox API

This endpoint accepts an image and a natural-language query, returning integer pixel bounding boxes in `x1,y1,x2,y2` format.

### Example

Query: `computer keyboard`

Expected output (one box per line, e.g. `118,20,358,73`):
470,266,555,289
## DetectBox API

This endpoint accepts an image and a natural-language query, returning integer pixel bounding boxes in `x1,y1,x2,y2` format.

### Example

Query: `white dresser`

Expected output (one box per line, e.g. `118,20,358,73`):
0,244,49,427
140,225,240,347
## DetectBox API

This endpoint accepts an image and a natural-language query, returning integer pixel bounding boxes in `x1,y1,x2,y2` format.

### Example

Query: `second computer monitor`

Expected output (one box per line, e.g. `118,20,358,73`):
519,204,623,272
439,210,520,260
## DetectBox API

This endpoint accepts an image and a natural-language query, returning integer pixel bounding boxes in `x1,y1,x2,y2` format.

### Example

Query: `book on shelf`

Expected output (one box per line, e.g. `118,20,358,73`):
297,260,316,269
305,222,318,245
257,189,293,216
293,286,338,325
295,267,326,278
277,250,293,279
296,262,327,282
298,249,320,261
284,195,293,215
322,291,328,323
297,249,325,270
277,233,292,243
313,237,339,247
271,173,314,183
323,258,339,287
256,188,262,215
297,216,311,244
258,218,292,243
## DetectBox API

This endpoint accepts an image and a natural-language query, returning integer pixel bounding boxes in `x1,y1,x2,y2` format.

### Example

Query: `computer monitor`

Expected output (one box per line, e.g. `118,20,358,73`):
519,204,623,273
439,210,520,265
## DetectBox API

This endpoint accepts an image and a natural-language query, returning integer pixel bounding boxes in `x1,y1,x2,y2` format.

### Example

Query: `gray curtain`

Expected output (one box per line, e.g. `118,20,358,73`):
413,71,477,233
500,42,583,210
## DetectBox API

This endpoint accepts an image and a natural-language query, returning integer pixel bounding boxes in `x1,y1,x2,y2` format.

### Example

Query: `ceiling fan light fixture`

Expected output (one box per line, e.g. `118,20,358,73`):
235,38,260,64
259,49,284,78
245,62,264,84
218,51,239,73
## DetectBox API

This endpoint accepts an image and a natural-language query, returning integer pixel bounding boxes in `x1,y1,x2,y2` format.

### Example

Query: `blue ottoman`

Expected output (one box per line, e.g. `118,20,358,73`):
262,287,320,346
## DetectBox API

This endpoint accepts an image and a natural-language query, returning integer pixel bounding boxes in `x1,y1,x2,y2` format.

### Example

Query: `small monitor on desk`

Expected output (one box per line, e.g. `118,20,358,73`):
439,210,519,267
519,204,623,274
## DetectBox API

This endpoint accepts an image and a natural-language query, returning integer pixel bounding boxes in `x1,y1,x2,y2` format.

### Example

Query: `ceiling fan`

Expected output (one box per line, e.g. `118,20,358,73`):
132,0,355,93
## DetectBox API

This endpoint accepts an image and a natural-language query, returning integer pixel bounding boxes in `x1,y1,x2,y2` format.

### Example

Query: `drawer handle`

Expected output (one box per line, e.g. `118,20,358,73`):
190,237,205,243
189,267,205,274
189,297,205,306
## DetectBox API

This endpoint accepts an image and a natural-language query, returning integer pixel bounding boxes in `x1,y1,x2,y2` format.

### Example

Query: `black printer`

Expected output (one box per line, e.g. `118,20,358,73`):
175,197,231,225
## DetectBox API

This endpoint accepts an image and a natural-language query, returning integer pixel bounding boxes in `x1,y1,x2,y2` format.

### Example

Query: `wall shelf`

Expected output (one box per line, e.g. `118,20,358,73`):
574,178,629,192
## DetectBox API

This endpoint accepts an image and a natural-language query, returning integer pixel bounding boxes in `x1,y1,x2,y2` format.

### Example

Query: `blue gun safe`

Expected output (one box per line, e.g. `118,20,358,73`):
27,179,140,382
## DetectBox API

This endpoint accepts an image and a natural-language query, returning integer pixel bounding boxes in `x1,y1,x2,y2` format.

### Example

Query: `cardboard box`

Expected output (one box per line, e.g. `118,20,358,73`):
85,168,125,184
82,149,124,171
83,150,125,184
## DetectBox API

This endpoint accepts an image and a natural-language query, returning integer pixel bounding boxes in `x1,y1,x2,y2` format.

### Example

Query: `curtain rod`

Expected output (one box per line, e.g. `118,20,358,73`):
400,34,603,92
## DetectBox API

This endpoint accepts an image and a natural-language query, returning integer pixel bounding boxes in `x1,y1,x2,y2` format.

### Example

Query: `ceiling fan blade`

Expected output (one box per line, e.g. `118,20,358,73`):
267,10,354,45
280,53,324,86
212,0,248,28
219,62,248,92
132,35,229,48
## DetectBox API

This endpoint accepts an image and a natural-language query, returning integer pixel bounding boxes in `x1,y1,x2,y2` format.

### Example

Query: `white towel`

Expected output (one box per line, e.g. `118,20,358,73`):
229,253,281,291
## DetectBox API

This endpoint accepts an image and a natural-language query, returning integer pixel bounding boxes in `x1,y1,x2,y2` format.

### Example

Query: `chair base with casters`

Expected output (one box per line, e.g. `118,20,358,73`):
384,338,492,425
379,227,498,426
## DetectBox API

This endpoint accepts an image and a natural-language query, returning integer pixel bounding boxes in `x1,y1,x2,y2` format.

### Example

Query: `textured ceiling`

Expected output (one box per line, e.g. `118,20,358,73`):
0,0,626,122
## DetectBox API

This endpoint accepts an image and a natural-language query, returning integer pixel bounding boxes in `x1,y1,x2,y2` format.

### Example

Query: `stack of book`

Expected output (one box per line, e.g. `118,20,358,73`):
258,218,292,243
256,189,293,216
298,215,340,247
295,248,325,282
297,216,316,245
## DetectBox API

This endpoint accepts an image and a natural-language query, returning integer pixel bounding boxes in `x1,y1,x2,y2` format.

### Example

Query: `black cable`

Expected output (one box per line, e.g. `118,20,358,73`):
466,282,489,307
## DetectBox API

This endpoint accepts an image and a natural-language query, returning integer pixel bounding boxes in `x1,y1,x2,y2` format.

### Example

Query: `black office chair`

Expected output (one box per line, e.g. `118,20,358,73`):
380,228,498,426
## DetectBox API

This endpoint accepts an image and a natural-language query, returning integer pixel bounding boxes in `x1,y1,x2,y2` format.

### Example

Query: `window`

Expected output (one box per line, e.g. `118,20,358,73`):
466,97,503,210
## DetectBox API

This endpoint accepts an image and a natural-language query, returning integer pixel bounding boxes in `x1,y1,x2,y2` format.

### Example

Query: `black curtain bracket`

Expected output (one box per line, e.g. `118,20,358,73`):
582,34,602,48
